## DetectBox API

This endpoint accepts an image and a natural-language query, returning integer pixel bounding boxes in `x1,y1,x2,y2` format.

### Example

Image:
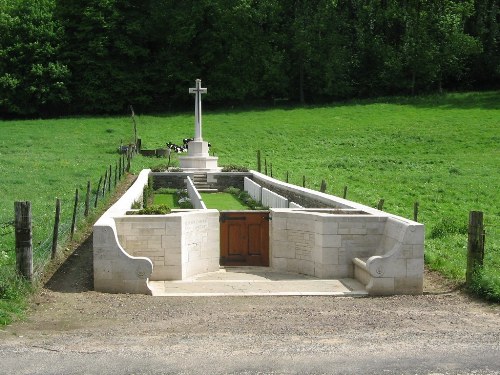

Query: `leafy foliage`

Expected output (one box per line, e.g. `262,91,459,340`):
1,0,498,116
0,0,70,116
221,165,249,172
132,204,172,215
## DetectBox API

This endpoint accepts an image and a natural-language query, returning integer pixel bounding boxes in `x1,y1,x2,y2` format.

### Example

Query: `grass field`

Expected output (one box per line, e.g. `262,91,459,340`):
1,91,499,315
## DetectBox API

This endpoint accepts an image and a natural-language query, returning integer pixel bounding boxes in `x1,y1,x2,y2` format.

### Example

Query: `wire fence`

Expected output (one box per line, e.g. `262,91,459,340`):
4,150,134,283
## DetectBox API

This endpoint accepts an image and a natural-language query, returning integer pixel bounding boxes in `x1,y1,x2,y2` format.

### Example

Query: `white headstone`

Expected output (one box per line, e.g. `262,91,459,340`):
188,79,207,141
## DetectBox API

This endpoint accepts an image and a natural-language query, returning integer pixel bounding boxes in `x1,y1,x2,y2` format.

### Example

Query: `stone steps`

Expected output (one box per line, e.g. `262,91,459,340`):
192,173,217,193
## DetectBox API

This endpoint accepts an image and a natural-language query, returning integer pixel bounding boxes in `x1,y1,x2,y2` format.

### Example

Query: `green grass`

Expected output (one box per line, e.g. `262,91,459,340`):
0,91,499,313
153,193,178,208
201,193,249,210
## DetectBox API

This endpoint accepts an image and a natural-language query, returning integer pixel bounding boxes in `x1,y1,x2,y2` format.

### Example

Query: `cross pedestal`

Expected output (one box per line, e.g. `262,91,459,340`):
179,79,220,171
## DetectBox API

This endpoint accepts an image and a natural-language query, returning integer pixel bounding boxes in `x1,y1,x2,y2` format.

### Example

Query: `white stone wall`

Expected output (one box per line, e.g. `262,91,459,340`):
262,188,289,208
270,209,385,278
186,176,207,209
115,210,220,281
93,169,154,294
289,202,303,208
358,217,424,295
181,211,220,278
244,177,262,202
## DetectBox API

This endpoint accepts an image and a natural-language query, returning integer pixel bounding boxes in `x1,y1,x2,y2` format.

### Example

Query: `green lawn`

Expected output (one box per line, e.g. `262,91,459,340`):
1,91,499,313
201,192,249,210
153,193,178,208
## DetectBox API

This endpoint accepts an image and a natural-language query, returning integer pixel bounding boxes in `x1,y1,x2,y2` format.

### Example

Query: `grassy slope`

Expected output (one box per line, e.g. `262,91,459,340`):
0,91,499,300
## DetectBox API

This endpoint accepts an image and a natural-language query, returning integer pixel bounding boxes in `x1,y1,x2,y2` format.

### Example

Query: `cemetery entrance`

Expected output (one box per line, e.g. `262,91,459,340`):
220,211,270,267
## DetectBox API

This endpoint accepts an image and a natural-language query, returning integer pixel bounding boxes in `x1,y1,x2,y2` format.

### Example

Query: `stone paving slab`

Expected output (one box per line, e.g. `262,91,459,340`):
149,267,368,297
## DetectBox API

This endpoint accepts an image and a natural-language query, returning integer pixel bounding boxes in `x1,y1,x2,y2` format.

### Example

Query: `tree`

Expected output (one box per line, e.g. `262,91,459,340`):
0,0,69,116
55,0,154,113
466,0,500,88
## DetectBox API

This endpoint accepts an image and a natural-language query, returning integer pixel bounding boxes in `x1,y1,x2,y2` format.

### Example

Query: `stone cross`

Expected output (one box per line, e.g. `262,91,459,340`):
189,79,207,141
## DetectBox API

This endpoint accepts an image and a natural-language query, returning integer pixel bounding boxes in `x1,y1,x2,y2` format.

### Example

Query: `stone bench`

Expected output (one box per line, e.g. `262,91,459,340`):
352,217,424,295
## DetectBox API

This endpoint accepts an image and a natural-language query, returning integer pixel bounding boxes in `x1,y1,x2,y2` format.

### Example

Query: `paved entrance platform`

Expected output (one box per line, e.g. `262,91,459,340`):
149,267,368,297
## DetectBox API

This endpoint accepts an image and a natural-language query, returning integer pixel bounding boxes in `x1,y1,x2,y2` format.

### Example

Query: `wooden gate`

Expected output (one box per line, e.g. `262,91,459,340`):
220,211,270,266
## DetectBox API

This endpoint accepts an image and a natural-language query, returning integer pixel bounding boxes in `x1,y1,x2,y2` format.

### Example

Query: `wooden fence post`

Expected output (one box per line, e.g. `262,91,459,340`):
70,188,79,240
130,105,138,146
320,179,327,193
84,181,91,217
270,163,273,178
264,158,268,175
343,186,348,199
257,150,261,173
118,157,122,180
102,169,108,196
413,201,419,222
51,198,61,259
302,175,306,188
466,211,485,286
115,163,118,187
95,176,103,208
14,201,32,281
377,199,385,211
108,165,112,193
286,171,289,183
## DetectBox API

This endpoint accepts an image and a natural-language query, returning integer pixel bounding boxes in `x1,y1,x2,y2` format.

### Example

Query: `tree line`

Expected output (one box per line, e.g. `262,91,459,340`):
0,0,498,117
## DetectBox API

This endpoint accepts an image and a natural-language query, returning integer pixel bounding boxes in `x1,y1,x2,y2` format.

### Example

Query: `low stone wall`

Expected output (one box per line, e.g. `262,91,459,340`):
270,209,386,279
353,217,424,295
252,171,355,209
270,207,424,295
94,169,220,294
152,172,189,190
153,171,252,192
115,210,219,281
93,169,154,294
207,172,252,191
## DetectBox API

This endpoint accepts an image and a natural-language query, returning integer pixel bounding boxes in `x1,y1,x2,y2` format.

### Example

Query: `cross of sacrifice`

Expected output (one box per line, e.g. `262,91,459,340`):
189,79,207,141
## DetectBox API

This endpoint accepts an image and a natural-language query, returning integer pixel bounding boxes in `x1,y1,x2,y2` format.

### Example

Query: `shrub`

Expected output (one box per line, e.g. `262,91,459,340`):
221,165,249,172
133,204,172,215
178,200,194,209
155,188,177,194
151,164,168,172
224,187,241,195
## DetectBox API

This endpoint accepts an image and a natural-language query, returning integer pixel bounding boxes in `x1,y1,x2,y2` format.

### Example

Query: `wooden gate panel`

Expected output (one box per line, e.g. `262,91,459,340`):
220,211,269,266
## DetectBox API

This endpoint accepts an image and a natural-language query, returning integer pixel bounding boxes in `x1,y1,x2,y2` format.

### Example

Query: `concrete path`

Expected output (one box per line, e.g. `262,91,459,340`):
149,267,368,296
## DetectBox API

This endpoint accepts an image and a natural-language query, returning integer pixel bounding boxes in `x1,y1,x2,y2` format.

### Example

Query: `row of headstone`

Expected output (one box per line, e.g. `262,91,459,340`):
244,177,262,202
262,188,288,208
243,177,302,208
